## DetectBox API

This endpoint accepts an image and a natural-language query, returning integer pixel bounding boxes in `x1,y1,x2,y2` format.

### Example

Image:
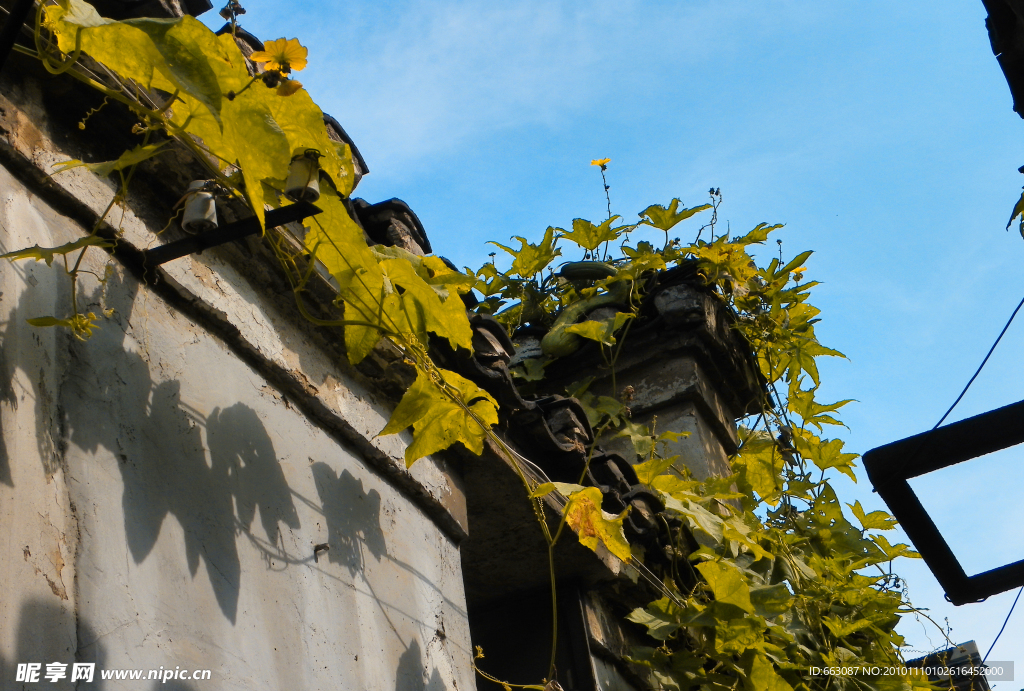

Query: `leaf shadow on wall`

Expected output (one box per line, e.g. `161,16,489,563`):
1,597,109,690
0,344,14,486
208,403,301,554
48,268,300,624
394,639,447,691
311,462,387,576
0,254,70,484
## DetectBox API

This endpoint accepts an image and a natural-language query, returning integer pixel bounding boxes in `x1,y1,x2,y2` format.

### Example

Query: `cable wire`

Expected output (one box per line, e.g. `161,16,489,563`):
925,294,1024,662
983,585,1022,663
932,293,1024,431
892,292,1024,479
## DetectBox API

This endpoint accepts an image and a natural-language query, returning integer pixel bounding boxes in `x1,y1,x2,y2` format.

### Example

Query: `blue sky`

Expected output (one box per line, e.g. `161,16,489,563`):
208,1,1024,661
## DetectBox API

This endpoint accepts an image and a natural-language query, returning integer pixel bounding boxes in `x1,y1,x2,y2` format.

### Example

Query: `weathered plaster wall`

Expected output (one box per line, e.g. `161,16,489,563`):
0,110,473,689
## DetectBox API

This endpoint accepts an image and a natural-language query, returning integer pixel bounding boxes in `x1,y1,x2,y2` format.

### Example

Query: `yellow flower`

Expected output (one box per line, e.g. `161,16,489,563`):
251,38,308,73
590,157,611,167
276,79,303,97
70,312,100,341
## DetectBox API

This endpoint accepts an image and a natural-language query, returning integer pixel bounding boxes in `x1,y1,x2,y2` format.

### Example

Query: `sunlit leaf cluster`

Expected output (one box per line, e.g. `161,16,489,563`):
17,0,498,467
470,190,928,689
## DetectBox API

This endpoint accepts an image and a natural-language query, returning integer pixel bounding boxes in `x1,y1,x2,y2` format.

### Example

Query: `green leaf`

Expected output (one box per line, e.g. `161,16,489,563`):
848,500,897,531
563,486,632,562
52,0,108,28
626,597,682,641
732,429,782,505
722,522,773,562
736,222,784,246
474,262,509,297
662,495,724,547
822,612,889,638
618,243,667,279
572,390,627,429
511,357,549,382
1,235,113,266
788,382,852,431
263,88,351,190
715,615,765,653
779,249,813,276
658,430,690,443
489,226,561,278
695,561,754,612
633,455,676,485
741,652,793,691
26,316,75,327
561,216,621,251
303,193,391,362
379,366,499,467
563,312,633,347
1008,187,1024,235
304,195,472,363
871,534,920,561
48,9,322,226
639,199,711,231
749,583,794,618
52,142,169,177
563,320,611,344
616,418,654,459
793,430,859,482
416,255,477,295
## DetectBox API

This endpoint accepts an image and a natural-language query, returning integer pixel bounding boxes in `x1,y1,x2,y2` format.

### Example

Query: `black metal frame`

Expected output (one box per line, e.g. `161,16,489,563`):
863,398,1024,605
141,201,321,267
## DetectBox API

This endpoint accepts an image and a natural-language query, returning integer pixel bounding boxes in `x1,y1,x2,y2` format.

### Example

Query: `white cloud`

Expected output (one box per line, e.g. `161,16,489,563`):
256,0,825,173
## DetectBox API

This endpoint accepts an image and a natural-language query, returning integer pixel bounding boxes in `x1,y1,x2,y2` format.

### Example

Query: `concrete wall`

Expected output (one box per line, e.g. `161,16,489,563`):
0,95,473,690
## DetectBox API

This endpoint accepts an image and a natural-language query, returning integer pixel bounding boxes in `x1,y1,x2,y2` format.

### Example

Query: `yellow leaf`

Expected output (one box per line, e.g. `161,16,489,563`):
52,142,168,177
561,216,622,252
651,473,698,497
848,500,897,531
633,455,676,485
379,258,473,353
564,487,631,562
302,193,394,363
379,367,499,467
531,482,584,498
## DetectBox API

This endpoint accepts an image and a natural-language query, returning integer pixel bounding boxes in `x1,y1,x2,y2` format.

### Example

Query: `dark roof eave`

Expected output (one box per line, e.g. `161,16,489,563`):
982,0,1024,117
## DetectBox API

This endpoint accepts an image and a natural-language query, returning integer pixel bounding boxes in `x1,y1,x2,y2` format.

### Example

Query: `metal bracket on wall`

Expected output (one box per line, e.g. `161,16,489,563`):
141,201,321,267
863,398,1024,605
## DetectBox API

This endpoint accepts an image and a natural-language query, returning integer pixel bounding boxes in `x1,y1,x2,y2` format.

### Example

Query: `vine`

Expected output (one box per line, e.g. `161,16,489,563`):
0,3,939,690
472,168,940,689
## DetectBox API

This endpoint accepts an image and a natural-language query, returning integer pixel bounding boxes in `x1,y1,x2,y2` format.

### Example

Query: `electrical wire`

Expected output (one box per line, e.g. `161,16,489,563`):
983,585,1022,662
921,296,1024,655
892,292,1024,480
932,293,1024,431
